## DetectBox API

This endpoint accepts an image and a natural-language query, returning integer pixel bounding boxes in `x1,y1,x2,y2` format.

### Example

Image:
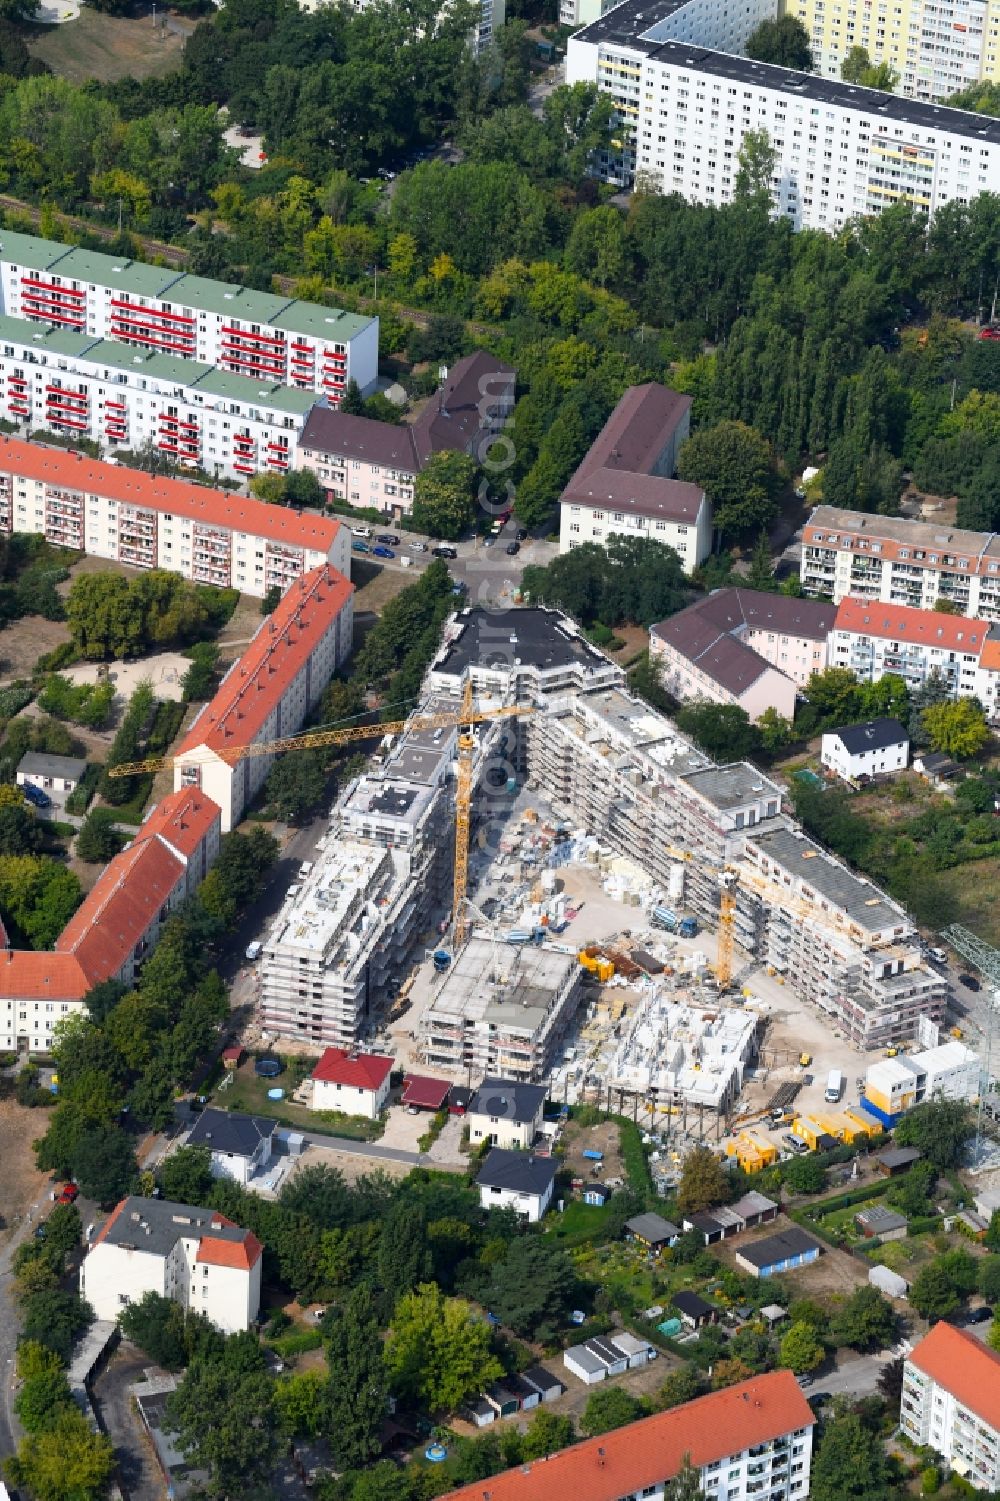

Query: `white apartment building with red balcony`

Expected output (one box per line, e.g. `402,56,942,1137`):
0,314,318,482
0,437,348,595
0,230,378,402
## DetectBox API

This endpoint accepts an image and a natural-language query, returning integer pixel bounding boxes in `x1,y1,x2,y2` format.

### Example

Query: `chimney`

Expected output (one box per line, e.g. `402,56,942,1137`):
597,1447,606,1468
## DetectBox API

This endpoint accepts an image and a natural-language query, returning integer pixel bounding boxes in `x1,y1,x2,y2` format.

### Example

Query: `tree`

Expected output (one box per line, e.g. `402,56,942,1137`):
894,1097,972,1169
165,1332,279,1495
710,1356,754,1390
674,702,762,761
261,584,282,616
158,1145,214,1205
677,421,776,541
580,1385,645,1435
484,1236,577,1339
921,697,990,758
841,44,899,89
656,1366,706,1410
778,1320,825,1373
734,128,778,205
248,472,287,504
828,1286,898,1352
781,1154,828,1194
978,1254,1000,1305
746,15,813,68
0,798,42,856
758,706,794,755
664,1458,704,1501
7,1404,115,1501
910,1260,965,1321
411,451,479,540
14,1342,73,1435
810,1411,892,1501
677,1145,730,1216
745,530,777,591
385,1283,502,1414
341,378,366,415
120,1291,190,1371
275,1370,330,1438
75,806,122,864
265,751,326,822
326,1287,388,1468
22,1289,93,1364
877,1356,904,1404
520,1408,576,1459
71,1124,137,1206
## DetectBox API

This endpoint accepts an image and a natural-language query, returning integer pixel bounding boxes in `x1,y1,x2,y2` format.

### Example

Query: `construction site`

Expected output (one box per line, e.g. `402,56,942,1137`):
254,604,961,1165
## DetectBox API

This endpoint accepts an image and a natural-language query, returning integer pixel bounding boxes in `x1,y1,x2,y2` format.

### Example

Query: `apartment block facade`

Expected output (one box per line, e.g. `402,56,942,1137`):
175,564,354,831
902,1323,1000,1489
0,315,317,480
442,1369,815,1501
566,0,1000,229
802,505,1000,618
785,0,1000,102
0,230,378,401
0,437,347,597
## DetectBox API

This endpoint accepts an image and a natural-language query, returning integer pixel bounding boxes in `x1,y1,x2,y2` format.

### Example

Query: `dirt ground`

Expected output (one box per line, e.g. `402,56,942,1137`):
28,6,189,82
65,650,190,704
216,593,266,653
714,1224,868,1298
286,1142,413,1186
561,1118,625,1181
0,1097,50,1245
0,615,70,682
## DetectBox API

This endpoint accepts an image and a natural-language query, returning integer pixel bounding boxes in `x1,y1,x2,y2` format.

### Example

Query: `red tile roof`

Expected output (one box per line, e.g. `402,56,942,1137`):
833,597,991,655
908,1321,1000,1433
981,635,1000,671
136,787,221,860
176,565,353,765
0,436,341,554
572,384,691,482
196,1231,263,1271
55,836,185,984
0,950,90,1001
312,1047,394,1090
402,1074,452,1109
441,1371,813,1501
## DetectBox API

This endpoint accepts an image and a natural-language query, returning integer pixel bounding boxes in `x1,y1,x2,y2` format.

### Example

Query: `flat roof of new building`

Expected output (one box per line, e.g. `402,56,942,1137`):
0,229,73,272
433,606,614,682
162,274,292,323
46,246,179,298
423,937,577,1040
573,4,1000,144
270,299,374,344
266,841,397,957
0,314,96,359
749,826,905,932
681,762,783,812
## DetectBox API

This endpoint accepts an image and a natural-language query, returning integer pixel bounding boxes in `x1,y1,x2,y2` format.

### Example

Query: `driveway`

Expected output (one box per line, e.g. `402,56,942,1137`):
90,1343,168,1501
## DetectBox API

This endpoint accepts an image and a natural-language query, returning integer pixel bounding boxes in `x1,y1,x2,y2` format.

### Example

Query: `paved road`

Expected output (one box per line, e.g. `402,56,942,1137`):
351,518,559,610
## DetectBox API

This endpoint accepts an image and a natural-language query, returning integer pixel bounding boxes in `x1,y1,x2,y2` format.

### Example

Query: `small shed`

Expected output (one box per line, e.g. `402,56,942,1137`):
760,1304,788,1328
611,1331,656,1369
869,1264,909,1300
221,1045,245,1071
625,1211,679,1255
734,1228,822,1279
563,1337,628,1386
520,1365,564,1404
875,1146,922,1177
855,1205,908,1242
672,1291,716,1329
583,1182,611,1206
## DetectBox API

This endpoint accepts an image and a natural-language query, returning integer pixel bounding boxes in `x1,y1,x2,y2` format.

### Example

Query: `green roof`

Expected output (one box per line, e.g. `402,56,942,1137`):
164,274,291,322
272,301,373,342
0,313,96,358
0,231,73,273
193,369,316,414
51,248,181,299
85,339,214,385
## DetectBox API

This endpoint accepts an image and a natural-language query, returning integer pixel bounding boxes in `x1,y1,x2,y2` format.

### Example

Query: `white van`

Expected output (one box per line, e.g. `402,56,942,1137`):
825,1069,843,1104
245,941,262,962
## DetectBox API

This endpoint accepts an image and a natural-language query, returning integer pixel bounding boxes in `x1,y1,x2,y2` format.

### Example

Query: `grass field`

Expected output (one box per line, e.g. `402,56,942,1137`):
937,859,1000,947
28,7,188,83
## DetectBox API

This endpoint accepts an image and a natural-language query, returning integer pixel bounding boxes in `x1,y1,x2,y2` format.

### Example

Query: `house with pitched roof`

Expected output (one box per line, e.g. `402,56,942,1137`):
902,1323,1000,1489
80,1196,263,1334
310,1047,394,1118
187,1106,278,1186
173,564,354,831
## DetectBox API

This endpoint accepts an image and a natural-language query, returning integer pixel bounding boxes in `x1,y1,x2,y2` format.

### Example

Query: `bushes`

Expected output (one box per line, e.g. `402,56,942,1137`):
64,762,99,815
268,1327,323,1358
99,680,155,808
37,673,115,729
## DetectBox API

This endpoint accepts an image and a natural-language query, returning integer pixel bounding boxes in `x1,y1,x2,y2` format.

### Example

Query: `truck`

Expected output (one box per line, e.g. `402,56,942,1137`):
651,906,698,938
824,1069,844,1104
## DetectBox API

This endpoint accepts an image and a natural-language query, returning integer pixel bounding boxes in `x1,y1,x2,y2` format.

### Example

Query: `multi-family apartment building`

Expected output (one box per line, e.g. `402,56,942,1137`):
0,230,378,401
558,384,712,574
0,315,318,480
442,1369,815,1501
650,588,835,720
0,437,348,597
81,1196,263,1335
0,953,90,1056
426,604,625,703
828,596,1000,719
260,697,458,1044
901,1323,1000,1489
566,0,1000,229
174,564,354,831
802,505,1000,618
785,0,1000,102
296,351,516,519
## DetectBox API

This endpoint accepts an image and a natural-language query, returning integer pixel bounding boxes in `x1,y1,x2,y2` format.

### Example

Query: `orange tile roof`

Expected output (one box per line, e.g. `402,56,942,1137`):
0,950,90,1001
135,787,221,860
440,1371,813,1501
980,637,1000,672
55,836,185,984
0,435,341,554
312,1046,394,1090
833,596,990,654
196,1231,263,1270
908,1321,1000,1433
176,564,353,764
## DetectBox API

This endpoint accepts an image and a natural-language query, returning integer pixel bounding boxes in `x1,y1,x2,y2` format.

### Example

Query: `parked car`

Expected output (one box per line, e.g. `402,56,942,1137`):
432,545,457,559
351,525,372,537
352,541,371,554
376,533,400,545
959,973,981,990
373,546,395,559
408,541,428,552
929,947,948,965
505,541,520,555
515,528,528,541
245,941,263,962
56,1183,78,1205
967,1306,992,1324
23,784,51,808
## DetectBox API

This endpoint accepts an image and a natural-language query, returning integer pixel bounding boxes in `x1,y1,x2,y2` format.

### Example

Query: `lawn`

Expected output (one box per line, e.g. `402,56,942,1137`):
219,1057,384,1142
547,1199,614,1239
937,858,1000,947
27,6,189,83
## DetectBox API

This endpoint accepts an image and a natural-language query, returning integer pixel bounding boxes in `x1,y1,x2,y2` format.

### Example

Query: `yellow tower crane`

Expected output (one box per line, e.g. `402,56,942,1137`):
714,864,828,991
108,689,532,949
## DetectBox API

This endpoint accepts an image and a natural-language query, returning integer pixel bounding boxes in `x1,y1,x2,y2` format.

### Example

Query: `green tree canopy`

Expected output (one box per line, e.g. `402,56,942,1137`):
677,1145,731,1216
827,1286,898,1352
165,1331,280,1495
411,451,480,540
778,1320,825,1373
746,14,813,68
921,697,990,758
385,1283,503,1414
580,1384,646,1435
810,1410,892,1501
894,1097,972,1169
677,420,777,541
674,702,762,761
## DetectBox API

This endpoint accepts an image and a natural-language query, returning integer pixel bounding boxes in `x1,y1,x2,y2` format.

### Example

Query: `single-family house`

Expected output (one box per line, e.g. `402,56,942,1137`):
310,1047,393,1119
625,1211,679,1255
476,1149,556,1223
672,1291,717,1329
821,718,909,783
186,1107,277,1186
734,1228,822,1279
467,1078,547,1150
